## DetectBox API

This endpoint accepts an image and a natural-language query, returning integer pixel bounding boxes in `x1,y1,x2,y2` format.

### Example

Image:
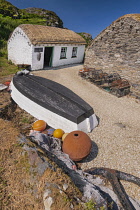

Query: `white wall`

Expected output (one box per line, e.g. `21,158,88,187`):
8,27,32,66
52,45,85,67
31,44,85,70
31,47,44,70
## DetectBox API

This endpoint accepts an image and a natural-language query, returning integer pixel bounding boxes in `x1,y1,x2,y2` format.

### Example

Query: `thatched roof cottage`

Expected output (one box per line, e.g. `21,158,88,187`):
8,24,86,70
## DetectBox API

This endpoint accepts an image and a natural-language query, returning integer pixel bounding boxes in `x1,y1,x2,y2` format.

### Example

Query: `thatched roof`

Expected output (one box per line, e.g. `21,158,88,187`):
18,24,86,45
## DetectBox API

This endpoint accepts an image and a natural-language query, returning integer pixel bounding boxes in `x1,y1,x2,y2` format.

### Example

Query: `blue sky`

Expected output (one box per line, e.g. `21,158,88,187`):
7,0,140,38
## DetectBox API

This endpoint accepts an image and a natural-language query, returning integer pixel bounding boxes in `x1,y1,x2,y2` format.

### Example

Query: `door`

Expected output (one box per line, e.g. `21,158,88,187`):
44,47,53,67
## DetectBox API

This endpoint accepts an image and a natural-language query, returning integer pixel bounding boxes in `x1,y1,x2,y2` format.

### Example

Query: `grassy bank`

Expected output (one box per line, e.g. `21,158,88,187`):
0,56,18,77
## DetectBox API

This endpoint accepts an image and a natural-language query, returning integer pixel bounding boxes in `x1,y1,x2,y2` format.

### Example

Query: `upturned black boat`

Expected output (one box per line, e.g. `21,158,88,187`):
11,73,98,133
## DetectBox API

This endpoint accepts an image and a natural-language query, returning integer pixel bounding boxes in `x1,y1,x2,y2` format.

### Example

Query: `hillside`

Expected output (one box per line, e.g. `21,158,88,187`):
0,0,20,17
23,7,63,28
77,32,93,47
0,0,63,48
0,0,63,27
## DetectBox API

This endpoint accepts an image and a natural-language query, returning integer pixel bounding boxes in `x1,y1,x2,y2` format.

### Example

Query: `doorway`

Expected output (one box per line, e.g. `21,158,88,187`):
44,47,53,67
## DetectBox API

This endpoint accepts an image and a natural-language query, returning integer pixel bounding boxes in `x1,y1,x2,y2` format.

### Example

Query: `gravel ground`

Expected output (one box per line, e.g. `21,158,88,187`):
33,64,140,201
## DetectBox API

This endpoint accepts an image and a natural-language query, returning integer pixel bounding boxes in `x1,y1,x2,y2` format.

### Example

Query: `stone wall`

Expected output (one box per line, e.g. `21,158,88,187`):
84,15,140,97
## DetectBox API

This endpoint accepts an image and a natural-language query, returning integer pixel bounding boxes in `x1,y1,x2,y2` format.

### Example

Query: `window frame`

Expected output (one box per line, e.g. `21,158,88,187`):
34,48,43,52
60,47,67,59
71,47,77,58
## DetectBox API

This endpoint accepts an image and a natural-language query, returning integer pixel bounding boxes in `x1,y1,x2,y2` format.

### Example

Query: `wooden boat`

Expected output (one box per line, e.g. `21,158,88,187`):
10,73,98,133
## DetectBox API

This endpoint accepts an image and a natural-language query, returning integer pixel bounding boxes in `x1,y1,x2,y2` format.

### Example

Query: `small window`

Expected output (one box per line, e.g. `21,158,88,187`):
60,47,67,59
72,47,77,58
34,48,43,52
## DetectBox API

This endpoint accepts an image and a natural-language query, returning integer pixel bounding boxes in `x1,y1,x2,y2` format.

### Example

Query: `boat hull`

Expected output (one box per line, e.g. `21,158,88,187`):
11,74,98,133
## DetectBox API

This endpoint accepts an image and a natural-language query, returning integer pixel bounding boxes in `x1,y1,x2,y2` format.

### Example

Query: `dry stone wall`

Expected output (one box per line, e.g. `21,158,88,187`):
84,16,140,97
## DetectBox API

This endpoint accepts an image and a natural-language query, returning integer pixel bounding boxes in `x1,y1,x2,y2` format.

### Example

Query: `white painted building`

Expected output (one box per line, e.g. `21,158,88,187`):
8,24,86,70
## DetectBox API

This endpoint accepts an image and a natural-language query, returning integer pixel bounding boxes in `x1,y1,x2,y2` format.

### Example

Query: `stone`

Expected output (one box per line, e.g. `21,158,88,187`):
84,14,140,97
44,189,52,198
44,197,54,210
43,189,54,210
114,123,126,128
114,53,121,58
63,183,68,191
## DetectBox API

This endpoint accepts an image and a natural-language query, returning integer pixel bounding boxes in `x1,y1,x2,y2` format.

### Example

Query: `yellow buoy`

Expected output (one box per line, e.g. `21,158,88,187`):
62,133,69,141
53,129,64,139
32,120,47,131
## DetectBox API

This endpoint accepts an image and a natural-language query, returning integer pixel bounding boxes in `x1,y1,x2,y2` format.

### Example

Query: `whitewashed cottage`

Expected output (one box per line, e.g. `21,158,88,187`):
8,24,86,70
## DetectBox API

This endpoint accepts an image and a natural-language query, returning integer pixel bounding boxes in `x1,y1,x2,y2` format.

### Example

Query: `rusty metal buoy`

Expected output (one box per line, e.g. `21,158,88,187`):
62,130,92,161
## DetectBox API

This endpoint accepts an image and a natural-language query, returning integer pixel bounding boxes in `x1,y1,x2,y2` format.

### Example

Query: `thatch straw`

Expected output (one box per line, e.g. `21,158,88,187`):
18,24,86,45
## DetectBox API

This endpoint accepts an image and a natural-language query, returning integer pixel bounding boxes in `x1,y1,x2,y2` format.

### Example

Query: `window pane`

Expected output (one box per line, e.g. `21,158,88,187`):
60,47,67,59
72,47,77,57
34,48,43,52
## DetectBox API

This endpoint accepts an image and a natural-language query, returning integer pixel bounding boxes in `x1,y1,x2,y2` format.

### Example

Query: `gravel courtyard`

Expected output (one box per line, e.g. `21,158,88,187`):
33,64,140,201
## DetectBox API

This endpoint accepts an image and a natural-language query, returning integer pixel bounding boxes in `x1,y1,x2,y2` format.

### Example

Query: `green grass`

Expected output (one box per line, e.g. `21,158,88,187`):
0,56,18,76
0,14,47,38
85,200,96,210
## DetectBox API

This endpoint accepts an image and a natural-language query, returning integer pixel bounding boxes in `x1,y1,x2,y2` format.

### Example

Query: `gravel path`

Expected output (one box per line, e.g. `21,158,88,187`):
33,64,140,201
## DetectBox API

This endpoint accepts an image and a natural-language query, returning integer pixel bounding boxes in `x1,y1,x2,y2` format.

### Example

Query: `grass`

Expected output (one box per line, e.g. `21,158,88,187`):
85,200,107,210
85,200,96,210
21,116,33,124
0,56,18,77
0,118,44,209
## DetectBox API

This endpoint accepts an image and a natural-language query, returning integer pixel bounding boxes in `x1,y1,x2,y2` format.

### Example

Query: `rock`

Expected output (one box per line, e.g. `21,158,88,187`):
70,203,74,209
114,122,126,128
43,189,52,197
63,183,68,191
43,190,54,210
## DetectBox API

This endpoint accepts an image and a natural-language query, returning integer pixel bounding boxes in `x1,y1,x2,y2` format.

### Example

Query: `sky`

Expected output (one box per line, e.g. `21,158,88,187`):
7,0,140,38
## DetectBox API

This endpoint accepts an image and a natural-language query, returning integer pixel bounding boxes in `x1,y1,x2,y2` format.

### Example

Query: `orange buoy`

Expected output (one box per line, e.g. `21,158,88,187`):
32,120,47,131
53,129,64,139
62,130,92,161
